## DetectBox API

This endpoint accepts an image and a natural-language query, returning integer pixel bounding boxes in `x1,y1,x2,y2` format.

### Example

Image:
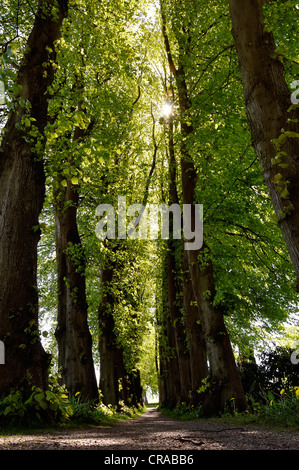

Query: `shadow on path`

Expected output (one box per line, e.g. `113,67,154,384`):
0,406,298,450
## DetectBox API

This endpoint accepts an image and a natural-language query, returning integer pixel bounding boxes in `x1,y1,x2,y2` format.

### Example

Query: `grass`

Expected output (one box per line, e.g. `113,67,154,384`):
158,390,299,431
1,388,298,435
0,390,146,436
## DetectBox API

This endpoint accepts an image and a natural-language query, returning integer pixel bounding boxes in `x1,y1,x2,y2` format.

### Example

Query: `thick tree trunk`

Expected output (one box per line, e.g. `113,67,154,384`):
0,0,68,396
186,247,248,415
229,0,299,289
158,260,181,409
180,125,247,414
168,117,209,405
182,251,208,406
159,314,182,409
98,265,127,407
165,120,193,404
180,119,247,414
161,8,248,415
54,181,98,401
167,239,191,403
121,370,143,407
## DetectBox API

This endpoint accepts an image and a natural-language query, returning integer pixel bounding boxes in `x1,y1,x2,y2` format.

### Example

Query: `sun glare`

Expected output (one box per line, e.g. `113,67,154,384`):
161,102,173,119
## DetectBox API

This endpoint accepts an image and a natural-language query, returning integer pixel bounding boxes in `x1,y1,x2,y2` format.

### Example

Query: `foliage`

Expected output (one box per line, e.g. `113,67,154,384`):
0,375,145,430
258,387,299,428
1,0,299,421
160,346,299,428
160,389,299,430
239,346,299,402
67,392,145,425
159,402,202,421
0,374,72,427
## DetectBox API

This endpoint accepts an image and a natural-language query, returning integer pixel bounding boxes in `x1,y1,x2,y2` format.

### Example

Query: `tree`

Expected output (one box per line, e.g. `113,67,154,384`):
228,0,299,290
159,102,208,406
0,0,68,397
2,0,297,420
160,0,248,415
98,255,126,407
48,13,101,401
43,0,150,403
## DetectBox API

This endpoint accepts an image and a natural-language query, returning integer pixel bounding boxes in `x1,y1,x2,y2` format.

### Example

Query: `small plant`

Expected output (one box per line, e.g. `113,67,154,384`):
0,376,72,427
159,402,202,421
67,392,145,425
259,387,299,428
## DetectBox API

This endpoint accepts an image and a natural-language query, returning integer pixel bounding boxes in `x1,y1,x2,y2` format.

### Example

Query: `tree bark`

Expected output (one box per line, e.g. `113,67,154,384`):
161,4,248,415
0,0,68,396
54,179,98,401
53,95,98,401
165,118,201,405
182,250,208,406
98,264,127,407
166,116,209,405
166,239,191,403
179,111,247,416
229,0,299,290
186,247,248,415
158,257,181,409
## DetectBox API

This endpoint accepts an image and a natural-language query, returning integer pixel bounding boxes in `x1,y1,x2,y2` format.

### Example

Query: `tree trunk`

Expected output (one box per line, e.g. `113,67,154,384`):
182,250,208,406
53,97,98,401
98,265,127,407
0,0,68,396
121,370,143,407
166,115,209,405
161,7,248,415
158,258,181,409
165,119,192,404
229,0,299,290
187,247,248,415
166,239,191,403
180,123,247,415
54,180,98,401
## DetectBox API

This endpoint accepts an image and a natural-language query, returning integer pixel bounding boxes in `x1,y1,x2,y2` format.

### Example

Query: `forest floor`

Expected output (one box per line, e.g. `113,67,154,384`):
0,407,298,451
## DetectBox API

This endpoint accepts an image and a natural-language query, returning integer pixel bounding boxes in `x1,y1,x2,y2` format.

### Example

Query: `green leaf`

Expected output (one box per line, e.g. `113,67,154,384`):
272,173,283,183
4,406,11,416
71,176,79,185
280,188,289,199
284,131,299,139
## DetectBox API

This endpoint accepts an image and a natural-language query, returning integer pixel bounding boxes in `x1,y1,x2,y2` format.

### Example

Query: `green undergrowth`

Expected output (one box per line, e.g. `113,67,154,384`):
0,378,146,435
159,387,299,431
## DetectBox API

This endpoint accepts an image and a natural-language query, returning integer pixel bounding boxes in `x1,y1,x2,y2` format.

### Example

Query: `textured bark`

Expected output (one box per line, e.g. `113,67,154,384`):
167,117,208,404
166,240,191,403
167,120,190,402
161,6,248,415
98,264,142,408
180,123,247,415
0,0,68,396
182,251,208,406
158,259,181,409
54,181,98,401
53,97,98,401
186,248,248,415
229,0,299,289
98,266,124,406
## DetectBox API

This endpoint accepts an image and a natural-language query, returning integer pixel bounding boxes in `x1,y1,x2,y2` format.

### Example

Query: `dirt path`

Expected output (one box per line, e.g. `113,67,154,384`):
0,407,298,451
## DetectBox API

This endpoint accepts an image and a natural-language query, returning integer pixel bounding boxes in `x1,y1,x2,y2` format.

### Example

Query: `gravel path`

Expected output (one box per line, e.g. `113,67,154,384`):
0,407,298,451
